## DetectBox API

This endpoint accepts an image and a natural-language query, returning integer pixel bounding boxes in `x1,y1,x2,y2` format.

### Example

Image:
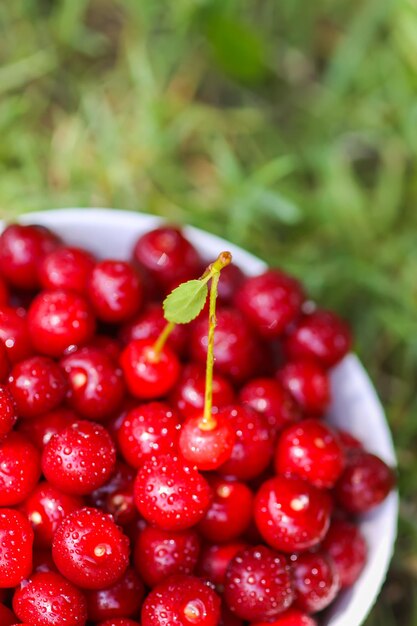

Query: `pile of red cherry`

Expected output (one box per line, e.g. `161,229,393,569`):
0,221,395,626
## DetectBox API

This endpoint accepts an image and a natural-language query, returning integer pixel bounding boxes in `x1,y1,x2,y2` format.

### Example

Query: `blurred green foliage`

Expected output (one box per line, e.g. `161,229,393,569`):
1,0,417,623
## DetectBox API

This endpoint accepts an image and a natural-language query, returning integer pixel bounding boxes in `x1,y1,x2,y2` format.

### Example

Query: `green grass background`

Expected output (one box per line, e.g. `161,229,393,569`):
1,1,416,623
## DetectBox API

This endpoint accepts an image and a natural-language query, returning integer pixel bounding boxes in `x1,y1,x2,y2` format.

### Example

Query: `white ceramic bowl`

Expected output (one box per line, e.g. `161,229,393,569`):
15,208,398,626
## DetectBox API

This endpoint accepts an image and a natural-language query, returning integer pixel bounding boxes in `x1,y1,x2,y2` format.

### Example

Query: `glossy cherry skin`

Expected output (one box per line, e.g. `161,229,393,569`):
254,475,332,553
52,507,130,590
0,508,34,587
0,603,16,626
134,454,212,531
322,519,367,588
291,550,340,613
121,339,181,399
171,363,235,420
198,476,253,543
0,432,41,505
85,567,145,621
89,461,137,526
218,405,274,480
39,246,95,294
61,347,125,421
141,574,221,626
197,542,247,587
179,412,235,471
13,571,87,626
120,302,189,356
118,402,180,469
88,260,143,323
0,385,17,438
21,481,84,547
17,407,78,449
277,360,331,416
239,377,301,435
284,310,351,369
134,525,201,587
0,224,59,290
0,306,32,363
28,290,96,357
235,270,304,338
133,226,201,292
275,419,345,488
42,420,116,495
250,609,317,626
8,356,67,419
335,451,395,513
190,308,263,383
224,545,294,622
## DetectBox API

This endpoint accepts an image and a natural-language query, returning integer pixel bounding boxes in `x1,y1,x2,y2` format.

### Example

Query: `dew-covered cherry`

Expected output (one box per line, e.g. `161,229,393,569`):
61,347,125,421
239,377,301,435
85,567,145,621
0,223,59,290
134,525,201,587
141,574,220,626
121,339,180,399
197,542,247,587
13,571,87,626
335,451,395,513
250,609,318,626
28,290,96,357
134,454,211,531
254,475,332,553
322,519,367,588
275,419,345,488
88,260,143,323
171,363,235,419
118,402,180,469
0,508,34,587
0,306,32,363
39,246,95,294
42,420,116,495
21,481,84,547
0,385,17,438
179,412,235,471
224,545,294,622
8,356,67,419
17,407,78,449
52,507,130,589
277,360,330,416
0,432,41,505
89,461,137,526
235,270,304,338
291,550,340,613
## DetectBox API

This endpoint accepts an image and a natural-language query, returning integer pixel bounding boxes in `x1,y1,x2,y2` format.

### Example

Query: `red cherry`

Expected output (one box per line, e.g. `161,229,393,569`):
217,264,245,304
171,363,235,420
0,603,16,626
42,420,116,495
198,476,253,543
190,308,264,383
134,454,211,531
224,545,294,622
28,290,96,357
197,542,247,587
0,306,32,363
0,224,59,290
121,339,180,399
335,451,395,513
254,475,332,553
133,226,201,292
89,461,137,527
97,620,141,626
179,412,235,471
39,246,95,294
88,260,143,323
239,377,301,435
322,519,367,588
235,270,304,338
275,419,345,488
21,481,84,547
134,525,200,587
291,550,340,613
0,385,17,438
8,356,67,419
277,360,331,416
0,508,34,587
13,571,87,626
118,402,180,469
141,574,220,626
17,407,78,449
218,405,274,480
284,310,351,369
0,432,41,505
52,507,130,589
85,567,145,621
250,609,317,626
61,347,125,421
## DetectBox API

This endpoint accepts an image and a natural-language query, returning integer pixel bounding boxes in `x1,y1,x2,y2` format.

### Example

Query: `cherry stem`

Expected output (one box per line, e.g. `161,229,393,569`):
152,321,175,358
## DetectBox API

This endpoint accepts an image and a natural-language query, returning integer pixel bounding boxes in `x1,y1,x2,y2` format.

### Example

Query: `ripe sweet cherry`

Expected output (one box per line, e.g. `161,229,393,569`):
277,360,331,416
197,542,247,587
39,245,95,293
291,550,340,613
85,567,145,621
239,377,301,435
89,461,137,526
0,306,32,363
0,432,41,505
88,259,143,323
17,407,78,449
0,509,34,587
322,519,367,588
0,385,17,438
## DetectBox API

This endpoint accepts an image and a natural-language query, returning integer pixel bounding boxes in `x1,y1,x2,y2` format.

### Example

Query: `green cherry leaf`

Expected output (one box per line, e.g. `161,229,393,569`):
163,279,208,324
